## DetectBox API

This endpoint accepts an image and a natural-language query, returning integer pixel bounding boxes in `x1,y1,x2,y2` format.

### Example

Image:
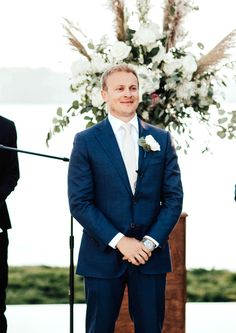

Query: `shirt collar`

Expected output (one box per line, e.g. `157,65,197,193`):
108,113,139,135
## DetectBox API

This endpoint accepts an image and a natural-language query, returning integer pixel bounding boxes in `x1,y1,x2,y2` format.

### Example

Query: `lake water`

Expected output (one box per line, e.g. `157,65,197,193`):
6,303,236,333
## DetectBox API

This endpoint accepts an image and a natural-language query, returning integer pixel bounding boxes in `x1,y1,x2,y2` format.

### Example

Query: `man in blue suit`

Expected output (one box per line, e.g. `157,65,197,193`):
68,64,183,333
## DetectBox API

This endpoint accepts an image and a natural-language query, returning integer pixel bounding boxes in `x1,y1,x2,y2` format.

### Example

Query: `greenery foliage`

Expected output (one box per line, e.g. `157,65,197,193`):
7,266,236,304
187,268,236,302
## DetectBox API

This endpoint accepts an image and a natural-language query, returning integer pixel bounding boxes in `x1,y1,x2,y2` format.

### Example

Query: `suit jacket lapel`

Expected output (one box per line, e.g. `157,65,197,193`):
94,118,133,196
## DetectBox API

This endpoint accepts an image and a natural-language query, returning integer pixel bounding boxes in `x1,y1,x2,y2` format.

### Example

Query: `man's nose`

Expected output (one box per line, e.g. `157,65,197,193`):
124,89,132,96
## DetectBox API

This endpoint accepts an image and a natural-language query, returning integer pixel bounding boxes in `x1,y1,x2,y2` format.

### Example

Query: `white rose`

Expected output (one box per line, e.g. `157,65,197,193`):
110,41,131,62
145,135,161,151
133,26,155,45
133,22,162,46
91,87,104,108
70,59,91,77
148,22,162,39
142,111,149,121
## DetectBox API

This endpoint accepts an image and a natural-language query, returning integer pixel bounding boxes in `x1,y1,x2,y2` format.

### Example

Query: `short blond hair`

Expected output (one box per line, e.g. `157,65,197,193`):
101,64,139,91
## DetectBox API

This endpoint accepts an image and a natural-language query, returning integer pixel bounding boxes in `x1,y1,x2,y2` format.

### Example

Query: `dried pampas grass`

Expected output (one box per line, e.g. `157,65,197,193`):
163,0,185,50
109,0,126,41
62,19,91,61
196,29,236,75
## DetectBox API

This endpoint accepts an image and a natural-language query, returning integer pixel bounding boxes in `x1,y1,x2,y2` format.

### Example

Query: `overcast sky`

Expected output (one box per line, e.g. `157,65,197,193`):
0,0,235,71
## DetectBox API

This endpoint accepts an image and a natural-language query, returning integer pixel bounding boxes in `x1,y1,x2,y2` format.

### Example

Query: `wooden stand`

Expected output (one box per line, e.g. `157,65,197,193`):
114,213,187,333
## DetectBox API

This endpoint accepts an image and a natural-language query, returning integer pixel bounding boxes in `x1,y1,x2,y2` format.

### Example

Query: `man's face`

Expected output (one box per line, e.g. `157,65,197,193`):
101,71,139,121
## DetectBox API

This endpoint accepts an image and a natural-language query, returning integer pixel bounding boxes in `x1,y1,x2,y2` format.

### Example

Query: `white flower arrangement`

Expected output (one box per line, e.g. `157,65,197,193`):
47,0,236,151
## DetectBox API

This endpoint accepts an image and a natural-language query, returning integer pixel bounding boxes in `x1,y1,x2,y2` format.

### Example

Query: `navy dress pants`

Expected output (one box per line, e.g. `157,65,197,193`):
84,265,166,333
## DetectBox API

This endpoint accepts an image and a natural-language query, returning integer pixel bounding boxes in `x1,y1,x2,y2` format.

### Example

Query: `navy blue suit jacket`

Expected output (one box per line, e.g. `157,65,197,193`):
68,117,183,278
0,116,19,230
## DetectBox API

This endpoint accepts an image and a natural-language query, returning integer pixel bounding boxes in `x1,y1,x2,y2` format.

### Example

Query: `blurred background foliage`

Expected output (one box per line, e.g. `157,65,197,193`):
7,266,236,304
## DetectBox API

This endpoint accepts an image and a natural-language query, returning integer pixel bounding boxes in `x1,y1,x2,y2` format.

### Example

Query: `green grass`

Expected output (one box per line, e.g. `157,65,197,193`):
6,266,236,305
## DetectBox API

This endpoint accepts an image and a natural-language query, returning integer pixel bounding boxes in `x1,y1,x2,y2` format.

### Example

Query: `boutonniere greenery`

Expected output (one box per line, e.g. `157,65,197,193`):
138,135,161,152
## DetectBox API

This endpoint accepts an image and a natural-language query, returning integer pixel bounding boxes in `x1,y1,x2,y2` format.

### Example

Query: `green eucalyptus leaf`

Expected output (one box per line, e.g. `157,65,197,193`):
54,125,61,133
218,117,228,124
88,42,94,49
56,107,63,116
84,116,92,121
149,47,159,58
217,130,226,139
218,110,225,115
72,100,79,109
197,42,204,50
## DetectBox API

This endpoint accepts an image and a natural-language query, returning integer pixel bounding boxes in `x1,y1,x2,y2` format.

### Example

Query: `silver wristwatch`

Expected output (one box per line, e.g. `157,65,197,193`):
142,237,156,252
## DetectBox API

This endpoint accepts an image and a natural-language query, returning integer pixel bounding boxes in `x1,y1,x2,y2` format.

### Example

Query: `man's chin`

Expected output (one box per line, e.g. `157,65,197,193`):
121,105,137,114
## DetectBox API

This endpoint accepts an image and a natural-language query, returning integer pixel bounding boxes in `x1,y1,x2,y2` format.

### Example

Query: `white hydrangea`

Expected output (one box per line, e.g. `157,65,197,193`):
165,77,178,90
138,66,160,94
182,53,198,78
176,81,196,100
91,87,104,108
163,55,182,76
71,74,87,88
91,54,108,73
70,58,91,77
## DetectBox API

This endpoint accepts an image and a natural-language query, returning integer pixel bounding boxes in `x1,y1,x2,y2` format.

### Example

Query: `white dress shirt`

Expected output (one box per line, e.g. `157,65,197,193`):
107,114,159,250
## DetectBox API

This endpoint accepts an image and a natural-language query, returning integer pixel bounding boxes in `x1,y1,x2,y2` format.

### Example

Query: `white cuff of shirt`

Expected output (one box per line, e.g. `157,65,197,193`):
0,228,3,233
109,232,124,249
144,235,159,248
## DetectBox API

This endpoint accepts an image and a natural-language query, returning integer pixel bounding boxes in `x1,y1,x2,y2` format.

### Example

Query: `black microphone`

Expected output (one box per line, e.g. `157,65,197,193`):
136,170,143,178
0,144,69,162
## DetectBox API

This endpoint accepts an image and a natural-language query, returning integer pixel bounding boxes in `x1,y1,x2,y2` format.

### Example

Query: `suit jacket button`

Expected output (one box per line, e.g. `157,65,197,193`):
133,197,137,204
130,223,135,228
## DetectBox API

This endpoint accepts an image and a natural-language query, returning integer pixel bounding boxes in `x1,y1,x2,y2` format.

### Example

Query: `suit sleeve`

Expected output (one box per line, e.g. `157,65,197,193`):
0,122,20,209
68,132,120,250
147,132,183,246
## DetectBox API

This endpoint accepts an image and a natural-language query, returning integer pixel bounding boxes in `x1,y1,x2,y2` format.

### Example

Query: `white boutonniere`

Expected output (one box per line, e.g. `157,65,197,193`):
138,135,161,152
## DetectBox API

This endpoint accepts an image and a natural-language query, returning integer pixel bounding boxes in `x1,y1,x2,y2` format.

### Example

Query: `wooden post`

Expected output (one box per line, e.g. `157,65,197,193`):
115,213,187,333
163,212,187,333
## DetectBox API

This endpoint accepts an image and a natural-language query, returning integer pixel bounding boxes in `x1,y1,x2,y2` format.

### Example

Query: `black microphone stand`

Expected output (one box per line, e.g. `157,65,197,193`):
0,144,75,333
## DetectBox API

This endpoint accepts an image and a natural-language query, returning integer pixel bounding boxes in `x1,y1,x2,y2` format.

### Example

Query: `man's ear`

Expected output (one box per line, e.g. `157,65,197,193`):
101,89,107,102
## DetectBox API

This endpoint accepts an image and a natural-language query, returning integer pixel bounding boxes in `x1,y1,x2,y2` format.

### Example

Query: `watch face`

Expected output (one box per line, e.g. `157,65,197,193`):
144,239,155,251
